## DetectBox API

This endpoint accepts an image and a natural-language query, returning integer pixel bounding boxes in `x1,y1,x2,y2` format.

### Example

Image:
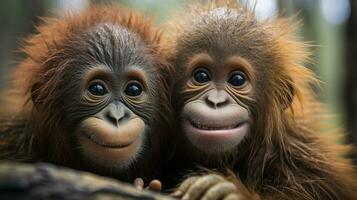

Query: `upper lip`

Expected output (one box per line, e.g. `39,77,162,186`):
80,117,143,149
187,117,246,130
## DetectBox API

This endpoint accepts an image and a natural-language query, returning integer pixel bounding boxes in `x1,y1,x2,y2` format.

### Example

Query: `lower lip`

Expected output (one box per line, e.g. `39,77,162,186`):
184,120,248,142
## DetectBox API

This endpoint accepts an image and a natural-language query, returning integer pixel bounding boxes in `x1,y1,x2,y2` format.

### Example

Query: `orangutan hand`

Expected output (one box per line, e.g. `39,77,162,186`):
134,178,162,193
171,174,247,200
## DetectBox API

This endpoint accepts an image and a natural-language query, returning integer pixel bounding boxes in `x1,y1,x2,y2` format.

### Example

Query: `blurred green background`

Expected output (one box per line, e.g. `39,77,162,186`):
0,0,356,159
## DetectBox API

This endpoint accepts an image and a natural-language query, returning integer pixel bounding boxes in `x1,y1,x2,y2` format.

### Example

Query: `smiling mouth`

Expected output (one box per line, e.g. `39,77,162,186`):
83,132,132,149
188,118,245,130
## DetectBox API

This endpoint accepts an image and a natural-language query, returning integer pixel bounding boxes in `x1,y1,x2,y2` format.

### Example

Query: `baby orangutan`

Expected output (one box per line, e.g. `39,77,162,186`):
0,5,172,188
166,2,357,200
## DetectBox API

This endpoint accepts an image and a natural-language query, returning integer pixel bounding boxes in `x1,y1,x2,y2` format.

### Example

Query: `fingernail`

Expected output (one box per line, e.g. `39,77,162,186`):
149,180,162,192
182,194,190,200
171,190,182,197
134,178,144,190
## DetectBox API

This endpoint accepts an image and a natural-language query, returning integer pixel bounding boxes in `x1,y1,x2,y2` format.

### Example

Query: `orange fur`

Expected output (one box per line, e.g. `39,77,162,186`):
166,1,357,199
0,5,173,182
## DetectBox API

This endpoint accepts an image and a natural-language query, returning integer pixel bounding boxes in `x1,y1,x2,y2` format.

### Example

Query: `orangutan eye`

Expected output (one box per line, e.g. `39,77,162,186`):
193,69,211,83
228,72,247,87
88,82,108,96
125,82,143,97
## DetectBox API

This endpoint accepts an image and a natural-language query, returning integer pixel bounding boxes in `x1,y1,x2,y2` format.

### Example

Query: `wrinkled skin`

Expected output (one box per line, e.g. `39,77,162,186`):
172,175,244,200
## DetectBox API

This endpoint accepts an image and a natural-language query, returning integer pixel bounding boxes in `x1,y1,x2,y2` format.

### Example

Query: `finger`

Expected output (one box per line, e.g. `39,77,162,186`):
223,193,243,200
201,182,237,200
133,178,144,190
171,176,199,197
182,175,225,200
147,179,162,192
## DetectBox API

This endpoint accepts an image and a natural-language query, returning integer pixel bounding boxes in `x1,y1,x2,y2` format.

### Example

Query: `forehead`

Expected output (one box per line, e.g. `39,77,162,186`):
73,23,153,71
179,8,267,62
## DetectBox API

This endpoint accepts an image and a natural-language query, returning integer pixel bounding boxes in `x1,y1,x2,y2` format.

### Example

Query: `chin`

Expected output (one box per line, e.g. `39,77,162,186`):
76,116,146,169
78,131,144,169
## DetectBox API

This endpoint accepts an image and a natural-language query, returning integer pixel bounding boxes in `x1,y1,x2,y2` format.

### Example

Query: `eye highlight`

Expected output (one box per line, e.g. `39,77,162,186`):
88,82,108,96
193,68,211,83
125,81,143,97
228,72,247,87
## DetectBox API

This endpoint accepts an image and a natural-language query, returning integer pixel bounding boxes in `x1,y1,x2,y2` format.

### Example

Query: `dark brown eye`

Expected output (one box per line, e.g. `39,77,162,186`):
125,82,143,97
228,72,246,87
88,82,108,96
193,69,211,83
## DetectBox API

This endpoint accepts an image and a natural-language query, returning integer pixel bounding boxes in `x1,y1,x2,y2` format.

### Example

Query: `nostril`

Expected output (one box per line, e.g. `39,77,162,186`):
205,95,229,109
105,110,130,127
117,111,130,123
105,112,119,127
205,96,216,108
216,99,228,108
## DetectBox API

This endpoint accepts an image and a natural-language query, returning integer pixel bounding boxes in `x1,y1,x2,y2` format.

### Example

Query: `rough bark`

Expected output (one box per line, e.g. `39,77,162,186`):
0,161,173,200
